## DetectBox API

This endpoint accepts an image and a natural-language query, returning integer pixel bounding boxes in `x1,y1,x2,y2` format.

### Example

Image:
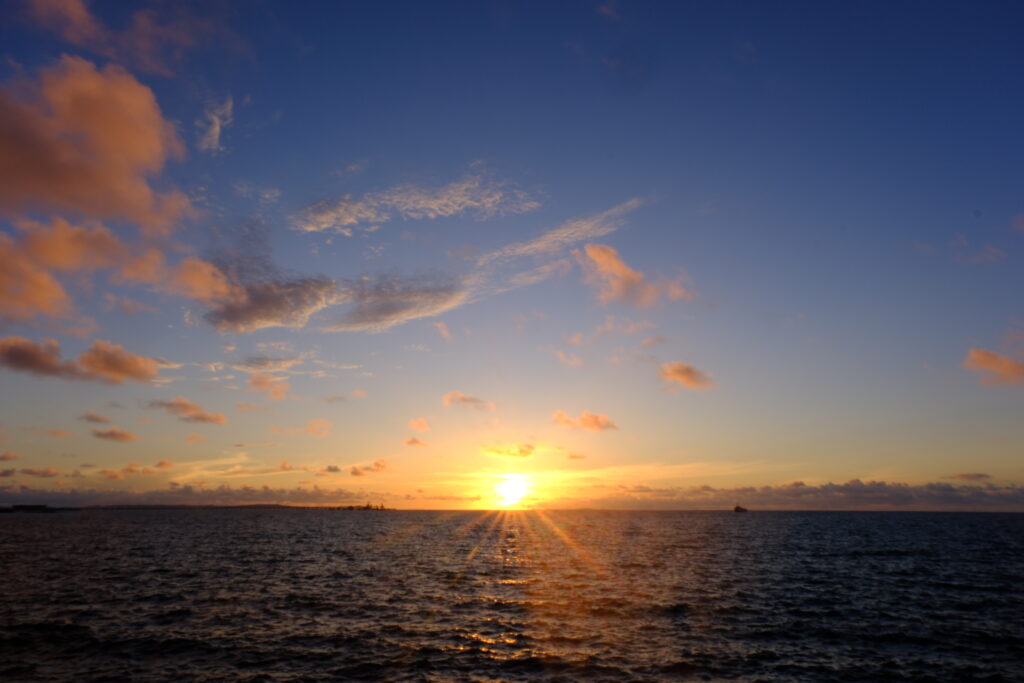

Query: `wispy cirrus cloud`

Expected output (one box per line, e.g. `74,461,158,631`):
78,411,111,424
475,198,643,270
196,95,233,153
292,172,539,235
270,419,332,437
324,273,469,332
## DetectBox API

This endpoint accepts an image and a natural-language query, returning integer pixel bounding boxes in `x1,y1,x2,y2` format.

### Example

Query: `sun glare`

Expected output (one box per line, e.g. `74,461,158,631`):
495,474,531,508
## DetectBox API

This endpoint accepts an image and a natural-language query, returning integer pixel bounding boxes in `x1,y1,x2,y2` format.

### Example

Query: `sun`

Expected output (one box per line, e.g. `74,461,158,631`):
494,474,531,508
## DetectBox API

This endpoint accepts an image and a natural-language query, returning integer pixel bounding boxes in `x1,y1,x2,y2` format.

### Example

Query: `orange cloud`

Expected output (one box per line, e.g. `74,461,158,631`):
659,361,714,390
78,410,111,423
481,443,535,458
577,244,692,307
148,397,227,424
442,391,495,411
0,336,158,384
15,217,127,272
270,419,332,437
0,235,75,325
248,372,290,400
154,460,174,468
553,410,618,431
27,0,212,77
0,451,18,461
92,428,137,442
78,340,159,383
433,321,452,341
962,348,1024,386
0,55,190,235
349,459,386,476
165,257,242,305
404,437,427,447
408,417,430,433
185,433,206,445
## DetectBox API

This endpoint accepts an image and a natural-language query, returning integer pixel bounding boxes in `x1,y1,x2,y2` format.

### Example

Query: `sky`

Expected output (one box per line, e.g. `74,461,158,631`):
1,0,1022,510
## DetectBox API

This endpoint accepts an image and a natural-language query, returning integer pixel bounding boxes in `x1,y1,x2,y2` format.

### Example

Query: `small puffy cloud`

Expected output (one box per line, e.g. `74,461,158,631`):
147,397,227,424
154,460,173,468
0,337,159,384
79,340,161,383
408,417,430,433
349,459,387,476
962,349,1024,386
553,410,618,431
92,428,137,442
292,172,539,234
0,55,190,235
78,411,111,424
442,391,495,411
482,443,535,458
196,95,233,153
577,244,692,307
21,466,60,478
659,361,715,390
248,372,290,400
0,451,17,461
404,437,427,447
270,419,332,437
324,465,341,473
0,469,14,477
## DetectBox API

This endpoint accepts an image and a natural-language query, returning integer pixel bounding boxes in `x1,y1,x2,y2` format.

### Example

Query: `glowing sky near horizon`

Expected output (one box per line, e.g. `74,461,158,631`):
0,0,1022,510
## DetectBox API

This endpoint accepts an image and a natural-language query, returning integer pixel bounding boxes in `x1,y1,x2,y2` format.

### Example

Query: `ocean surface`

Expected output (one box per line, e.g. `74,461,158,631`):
1,509,1021,682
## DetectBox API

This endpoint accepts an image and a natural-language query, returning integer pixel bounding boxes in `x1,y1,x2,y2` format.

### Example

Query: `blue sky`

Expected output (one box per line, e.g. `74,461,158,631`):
0,0,1021,509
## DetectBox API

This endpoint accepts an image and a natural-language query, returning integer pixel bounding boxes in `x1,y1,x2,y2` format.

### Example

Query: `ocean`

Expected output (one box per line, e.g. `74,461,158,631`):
1,509,1021,682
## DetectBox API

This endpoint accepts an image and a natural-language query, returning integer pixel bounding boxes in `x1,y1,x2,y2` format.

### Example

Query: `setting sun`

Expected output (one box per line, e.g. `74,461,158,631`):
495,474,531,508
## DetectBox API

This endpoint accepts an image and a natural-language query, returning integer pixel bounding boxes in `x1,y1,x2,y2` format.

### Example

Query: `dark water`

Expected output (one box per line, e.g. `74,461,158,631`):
1,510,1021,682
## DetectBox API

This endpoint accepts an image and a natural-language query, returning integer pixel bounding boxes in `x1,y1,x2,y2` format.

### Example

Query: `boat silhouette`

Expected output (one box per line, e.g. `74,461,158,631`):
733,505,748,513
